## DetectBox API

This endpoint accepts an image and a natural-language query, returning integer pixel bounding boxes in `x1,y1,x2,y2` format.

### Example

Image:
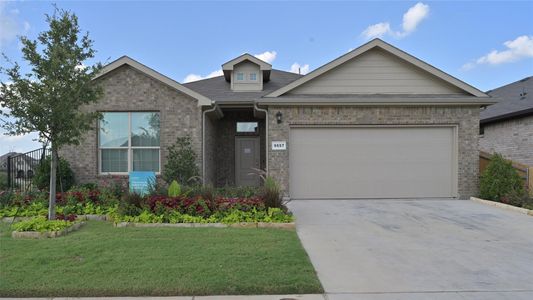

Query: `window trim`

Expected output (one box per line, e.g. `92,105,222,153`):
98,111,161,175
236,72,244,81
249,72,257,81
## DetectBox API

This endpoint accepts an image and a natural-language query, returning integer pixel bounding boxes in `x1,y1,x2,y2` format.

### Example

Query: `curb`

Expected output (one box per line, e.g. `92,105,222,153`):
470,197,533,216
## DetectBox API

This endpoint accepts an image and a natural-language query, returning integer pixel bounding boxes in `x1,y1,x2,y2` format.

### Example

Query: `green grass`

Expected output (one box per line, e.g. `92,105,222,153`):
0,221,322,297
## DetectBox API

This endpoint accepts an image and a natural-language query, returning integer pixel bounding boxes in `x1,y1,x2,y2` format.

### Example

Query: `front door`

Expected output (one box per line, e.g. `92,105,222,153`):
235,136,260,186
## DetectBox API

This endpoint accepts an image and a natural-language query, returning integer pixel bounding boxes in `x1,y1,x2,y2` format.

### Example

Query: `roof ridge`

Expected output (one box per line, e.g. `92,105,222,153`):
486,76,532,93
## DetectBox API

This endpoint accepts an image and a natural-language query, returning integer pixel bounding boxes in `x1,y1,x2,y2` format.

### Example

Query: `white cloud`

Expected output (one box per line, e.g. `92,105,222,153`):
289,63,310,75
183,69,224,83
361,2,429,39
401,2,429,34
462,35,533,70
0,1,30,49
362,22,391,39
254,51,277,64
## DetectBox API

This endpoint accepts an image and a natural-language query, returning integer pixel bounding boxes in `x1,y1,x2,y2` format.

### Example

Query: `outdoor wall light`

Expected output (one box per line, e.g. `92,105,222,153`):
276,111,283,124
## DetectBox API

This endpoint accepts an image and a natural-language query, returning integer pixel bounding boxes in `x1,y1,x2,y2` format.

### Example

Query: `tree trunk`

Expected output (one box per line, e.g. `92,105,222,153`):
48,147,57,220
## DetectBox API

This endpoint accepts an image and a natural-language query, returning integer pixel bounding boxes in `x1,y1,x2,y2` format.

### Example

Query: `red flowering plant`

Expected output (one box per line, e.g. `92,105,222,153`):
56,213,77,222
215,196,265,212
147,195,215,217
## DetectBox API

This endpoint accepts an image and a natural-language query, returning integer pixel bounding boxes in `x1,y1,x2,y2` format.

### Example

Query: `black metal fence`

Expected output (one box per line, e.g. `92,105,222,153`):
6,147,50,192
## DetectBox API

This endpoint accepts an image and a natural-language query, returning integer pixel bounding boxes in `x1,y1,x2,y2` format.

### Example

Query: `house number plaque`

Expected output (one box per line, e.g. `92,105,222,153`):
272,141,287,150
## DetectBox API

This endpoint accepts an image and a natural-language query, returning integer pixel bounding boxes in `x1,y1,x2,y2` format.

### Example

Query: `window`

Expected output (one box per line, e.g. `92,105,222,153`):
249,73,257,81
99,112,160,173
236,72,244,80
479,125,485,136
236,122,258,133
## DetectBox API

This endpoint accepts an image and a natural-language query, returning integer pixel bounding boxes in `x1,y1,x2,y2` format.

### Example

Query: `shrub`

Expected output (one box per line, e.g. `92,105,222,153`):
11,216,73,232
261,176,283,208
501,190,533,209
118,192,146,216
33,156,75,191
168,180,181,197
480,153,524,202
214,186,260,198
162,136,200,185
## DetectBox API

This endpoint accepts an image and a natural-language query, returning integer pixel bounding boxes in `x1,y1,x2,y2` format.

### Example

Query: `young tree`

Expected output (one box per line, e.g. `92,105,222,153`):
0,7,103,219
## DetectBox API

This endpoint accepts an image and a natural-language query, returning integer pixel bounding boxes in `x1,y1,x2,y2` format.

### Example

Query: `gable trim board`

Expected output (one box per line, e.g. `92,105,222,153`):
95,56,212,106
265,39,488,98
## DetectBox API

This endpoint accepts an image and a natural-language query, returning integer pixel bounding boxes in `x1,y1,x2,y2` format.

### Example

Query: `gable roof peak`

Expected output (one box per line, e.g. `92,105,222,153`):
94,55,212,106
266,39,488,98
221,53,272,82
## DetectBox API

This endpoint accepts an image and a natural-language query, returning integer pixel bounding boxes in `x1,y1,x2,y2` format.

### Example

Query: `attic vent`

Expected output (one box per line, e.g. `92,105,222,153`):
520,87,527,100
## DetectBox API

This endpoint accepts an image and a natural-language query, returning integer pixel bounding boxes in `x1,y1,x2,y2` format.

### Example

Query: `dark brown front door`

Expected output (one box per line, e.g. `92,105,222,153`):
235,136,260,186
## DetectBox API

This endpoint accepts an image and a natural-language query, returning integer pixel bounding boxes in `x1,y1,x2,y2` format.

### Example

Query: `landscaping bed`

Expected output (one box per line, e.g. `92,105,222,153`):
0,178,294,226
0,221,323,296
11,216,85,239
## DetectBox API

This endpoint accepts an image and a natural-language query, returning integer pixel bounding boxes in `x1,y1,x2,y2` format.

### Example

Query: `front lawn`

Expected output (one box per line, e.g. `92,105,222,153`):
0,221,322,297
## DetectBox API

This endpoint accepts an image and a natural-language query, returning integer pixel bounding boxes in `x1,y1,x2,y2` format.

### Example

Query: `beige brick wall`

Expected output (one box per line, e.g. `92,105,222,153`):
60,65,203,184
479,115,533,166
267,106,480,199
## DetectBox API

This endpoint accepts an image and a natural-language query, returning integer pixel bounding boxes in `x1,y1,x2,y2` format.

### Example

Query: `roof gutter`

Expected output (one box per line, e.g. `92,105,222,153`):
481,107,533,125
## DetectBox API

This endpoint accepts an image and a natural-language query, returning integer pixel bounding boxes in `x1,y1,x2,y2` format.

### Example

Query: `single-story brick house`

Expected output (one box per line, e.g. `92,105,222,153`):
61,39,493,199
479,76,533,166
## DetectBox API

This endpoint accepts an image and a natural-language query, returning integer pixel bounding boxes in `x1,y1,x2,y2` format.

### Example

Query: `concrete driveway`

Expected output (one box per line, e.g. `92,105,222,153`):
289,199,533,300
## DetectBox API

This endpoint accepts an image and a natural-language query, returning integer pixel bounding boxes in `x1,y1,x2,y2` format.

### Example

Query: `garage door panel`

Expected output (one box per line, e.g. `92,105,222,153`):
289,127,455,199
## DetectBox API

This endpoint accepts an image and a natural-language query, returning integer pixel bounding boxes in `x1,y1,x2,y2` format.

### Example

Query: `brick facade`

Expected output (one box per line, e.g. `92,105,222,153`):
267,106,480,199
479,115,533,166
60,65,203,184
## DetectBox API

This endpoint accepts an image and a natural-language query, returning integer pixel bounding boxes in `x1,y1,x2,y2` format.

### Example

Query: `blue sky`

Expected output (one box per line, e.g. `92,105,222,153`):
1,0,532,154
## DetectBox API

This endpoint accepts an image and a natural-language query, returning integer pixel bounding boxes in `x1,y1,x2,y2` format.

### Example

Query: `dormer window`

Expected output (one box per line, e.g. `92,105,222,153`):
222,53,272,91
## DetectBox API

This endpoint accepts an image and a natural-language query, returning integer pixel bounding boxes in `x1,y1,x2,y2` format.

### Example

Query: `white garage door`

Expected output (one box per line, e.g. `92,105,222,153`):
289,127,456,199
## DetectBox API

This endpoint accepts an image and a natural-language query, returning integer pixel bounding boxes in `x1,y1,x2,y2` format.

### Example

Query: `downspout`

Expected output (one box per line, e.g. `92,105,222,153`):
254,103,269,175
202,102,218,185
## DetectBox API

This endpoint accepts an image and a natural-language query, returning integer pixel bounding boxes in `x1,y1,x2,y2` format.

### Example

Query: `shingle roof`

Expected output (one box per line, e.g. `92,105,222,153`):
481,76,533,123
183,69,302,103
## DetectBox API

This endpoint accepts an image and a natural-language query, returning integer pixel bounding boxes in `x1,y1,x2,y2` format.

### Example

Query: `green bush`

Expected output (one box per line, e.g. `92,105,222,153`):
480,153,524,202
168,180,181,197
162,136,200,185
214,185,260,198
33,156,75,191
118,192,145,217
11,216,73,232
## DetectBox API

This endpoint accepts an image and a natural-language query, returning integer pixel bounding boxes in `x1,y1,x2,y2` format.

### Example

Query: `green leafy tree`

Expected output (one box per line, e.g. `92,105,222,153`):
480,153,524,201
163,136,200,185
0,7,103,219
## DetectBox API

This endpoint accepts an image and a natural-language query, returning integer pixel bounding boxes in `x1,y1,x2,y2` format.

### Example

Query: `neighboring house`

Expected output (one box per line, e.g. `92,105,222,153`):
60,39,493,199
479,76,533,166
